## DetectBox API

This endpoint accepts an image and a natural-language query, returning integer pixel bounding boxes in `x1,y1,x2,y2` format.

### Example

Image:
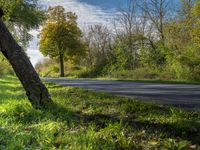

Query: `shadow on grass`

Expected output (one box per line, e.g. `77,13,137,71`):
0,81,15,84
8,102,200,145
79,112,200,144
0,83,23,92
0,126,12,147
0,79,24,97
0,85,25,103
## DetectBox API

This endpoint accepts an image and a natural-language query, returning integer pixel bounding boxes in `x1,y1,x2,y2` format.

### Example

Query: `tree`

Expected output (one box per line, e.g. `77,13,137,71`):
134,0,173,68
141,0,171,45
0,0,45,47
39,6,84,77
0,2,52,108
157,0,200,80
163,0,198,53
83,24,112,67
191,0,200,48
115,0,143,69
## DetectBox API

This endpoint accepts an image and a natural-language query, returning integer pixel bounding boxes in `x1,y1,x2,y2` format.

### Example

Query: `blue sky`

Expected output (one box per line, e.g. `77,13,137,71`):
27,0,119,66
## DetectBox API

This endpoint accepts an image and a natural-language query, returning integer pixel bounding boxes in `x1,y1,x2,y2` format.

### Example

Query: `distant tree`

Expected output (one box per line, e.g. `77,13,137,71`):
83,24,112,67
39,6,84,77
141,0,171,45
191,0,200,48
159,0,200,80
115,0,147,69
163,0,198,51
0,1,52,108
136,0,173,68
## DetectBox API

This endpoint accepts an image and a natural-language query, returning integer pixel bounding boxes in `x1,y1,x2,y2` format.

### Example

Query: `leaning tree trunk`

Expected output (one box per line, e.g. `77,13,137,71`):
0,11,52,108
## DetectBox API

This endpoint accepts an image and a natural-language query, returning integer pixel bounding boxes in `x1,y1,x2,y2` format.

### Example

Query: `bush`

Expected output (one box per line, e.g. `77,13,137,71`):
165,45,200,81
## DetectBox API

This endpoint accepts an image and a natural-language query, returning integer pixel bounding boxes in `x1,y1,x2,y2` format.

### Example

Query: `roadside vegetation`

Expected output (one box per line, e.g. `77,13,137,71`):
0,76,200,149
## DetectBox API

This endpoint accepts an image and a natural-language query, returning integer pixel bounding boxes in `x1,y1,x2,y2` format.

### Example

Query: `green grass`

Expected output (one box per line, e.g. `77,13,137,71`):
0,76,200,149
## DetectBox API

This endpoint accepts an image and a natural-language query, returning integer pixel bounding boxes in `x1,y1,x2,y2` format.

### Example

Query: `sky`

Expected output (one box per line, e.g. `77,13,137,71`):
27,0,120,66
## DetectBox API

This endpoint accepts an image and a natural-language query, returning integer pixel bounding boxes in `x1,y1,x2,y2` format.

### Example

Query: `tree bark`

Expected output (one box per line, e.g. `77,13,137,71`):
59,52,65,77
0,17,52,108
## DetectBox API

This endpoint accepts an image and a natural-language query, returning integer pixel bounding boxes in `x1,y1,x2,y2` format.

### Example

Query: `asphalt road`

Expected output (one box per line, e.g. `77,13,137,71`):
43,78,200,109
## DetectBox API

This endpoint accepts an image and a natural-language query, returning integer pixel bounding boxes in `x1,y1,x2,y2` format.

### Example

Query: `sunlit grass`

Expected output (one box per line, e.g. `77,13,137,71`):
0,76,200,149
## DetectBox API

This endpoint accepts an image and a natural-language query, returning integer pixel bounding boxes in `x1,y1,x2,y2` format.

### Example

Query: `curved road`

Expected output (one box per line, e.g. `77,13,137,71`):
43,78,200,109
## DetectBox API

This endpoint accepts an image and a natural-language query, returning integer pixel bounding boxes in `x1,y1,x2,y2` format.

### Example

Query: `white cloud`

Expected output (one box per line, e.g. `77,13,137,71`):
39,0,117,28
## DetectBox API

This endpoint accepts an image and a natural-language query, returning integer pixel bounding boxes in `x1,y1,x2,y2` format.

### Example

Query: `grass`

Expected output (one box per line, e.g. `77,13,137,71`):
0,76,200,149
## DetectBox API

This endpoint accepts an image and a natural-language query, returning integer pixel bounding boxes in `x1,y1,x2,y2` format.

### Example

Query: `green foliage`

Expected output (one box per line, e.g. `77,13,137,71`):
178,46,200,81
39,6,84,59
112,39,133,70
39,6,85,76
40,8,84,58
140,45,166,69
0,76,200,149
0,0,45,47
159,1,200,81
191,0,200,48
0,0,45,78
78,66,105,78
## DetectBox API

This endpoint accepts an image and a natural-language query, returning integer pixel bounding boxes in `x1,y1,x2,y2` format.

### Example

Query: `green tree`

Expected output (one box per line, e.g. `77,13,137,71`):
0,0,45,47
191,0,200,48
161,0,200,80
39,6,84,77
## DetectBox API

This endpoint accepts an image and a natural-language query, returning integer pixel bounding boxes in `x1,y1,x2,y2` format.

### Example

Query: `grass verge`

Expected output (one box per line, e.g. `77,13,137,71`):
0,76,200,149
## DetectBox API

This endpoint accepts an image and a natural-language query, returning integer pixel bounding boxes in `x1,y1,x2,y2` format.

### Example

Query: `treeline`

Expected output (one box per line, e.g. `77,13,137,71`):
36,0,199,81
